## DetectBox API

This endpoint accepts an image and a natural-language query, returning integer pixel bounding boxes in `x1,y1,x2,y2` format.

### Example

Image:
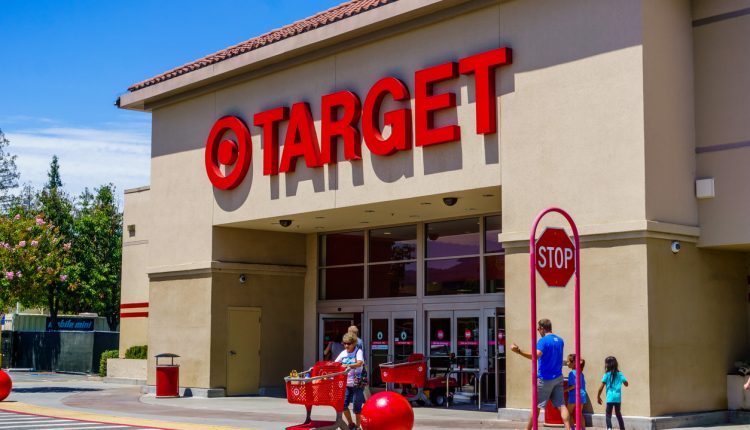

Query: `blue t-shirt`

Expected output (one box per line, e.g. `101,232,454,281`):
601,371,627,403
567,370,587,404
536,334,564,380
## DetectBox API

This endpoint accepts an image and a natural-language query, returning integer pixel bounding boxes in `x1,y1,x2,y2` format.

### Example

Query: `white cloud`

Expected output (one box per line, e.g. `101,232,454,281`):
5,122,151,201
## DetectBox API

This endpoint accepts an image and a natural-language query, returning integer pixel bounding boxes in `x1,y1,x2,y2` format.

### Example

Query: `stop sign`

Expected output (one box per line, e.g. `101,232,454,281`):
535,228,575,287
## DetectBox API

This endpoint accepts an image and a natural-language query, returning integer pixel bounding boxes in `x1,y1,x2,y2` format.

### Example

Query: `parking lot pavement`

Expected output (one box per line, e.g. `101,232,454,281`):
0,409,163,429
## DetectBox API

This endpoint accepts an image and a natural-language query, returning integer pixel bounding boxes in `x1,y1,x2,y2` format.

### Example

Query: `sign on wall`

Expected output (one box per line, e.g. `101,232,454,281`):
46,317,95,332
205,47,513,190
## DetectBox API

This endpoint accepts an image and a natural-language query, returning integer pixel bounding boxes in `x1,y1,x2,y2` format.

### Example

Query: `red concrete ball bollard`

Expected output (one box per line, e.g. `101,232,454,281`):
0,370,12,401
360,391,414,430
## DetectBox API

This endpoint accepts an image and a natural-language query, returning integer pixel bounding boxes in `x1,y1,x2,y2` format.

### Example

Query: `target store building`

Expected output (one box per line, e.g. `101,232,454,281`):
116,0,750,425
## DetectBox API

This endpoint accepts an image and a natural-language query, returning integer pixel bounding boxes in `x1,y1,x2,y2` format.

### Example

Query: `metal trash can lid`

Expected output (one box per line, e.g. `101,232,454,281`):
155,353,180,358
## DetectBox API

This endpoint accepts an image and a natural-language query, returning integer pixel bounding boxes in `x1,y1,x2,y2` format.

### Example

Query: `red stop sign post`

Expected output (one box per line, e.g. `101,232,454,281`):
529,208,581,430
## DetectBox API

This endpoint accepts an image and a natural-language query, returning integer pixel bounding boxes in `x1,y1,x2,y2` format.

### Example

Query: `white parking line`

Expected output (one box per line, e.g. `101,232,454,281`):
0,411,161,429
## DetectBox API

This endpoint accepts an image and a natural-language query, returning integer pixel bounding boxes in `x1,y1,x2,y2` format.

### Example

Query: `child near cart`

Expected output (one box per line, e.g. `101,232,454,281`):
335,333,365,430
597,356,628,430
565,353,587,430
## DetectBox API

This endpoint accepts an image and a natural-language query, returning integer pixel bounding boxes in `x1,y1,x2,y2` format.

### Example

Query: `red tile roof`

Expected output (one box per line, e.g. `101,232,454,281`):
128,0,399,92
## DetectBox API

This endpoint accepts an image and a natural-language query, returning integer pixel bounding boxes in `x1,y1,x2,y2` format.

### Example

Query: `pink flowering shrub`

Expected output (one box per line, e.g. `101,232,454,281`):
0,212,74,306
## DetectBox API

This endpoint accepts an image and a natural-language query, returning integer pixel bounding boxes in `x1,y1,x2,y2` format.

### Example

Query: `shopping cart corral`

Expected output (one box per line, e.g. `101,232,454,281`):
284,361,351,430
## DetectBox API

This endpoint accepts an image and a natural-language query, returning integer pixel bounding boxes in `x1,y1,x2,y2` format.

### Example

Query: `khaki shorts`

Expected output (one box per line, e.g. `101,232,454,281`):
537,376,565,409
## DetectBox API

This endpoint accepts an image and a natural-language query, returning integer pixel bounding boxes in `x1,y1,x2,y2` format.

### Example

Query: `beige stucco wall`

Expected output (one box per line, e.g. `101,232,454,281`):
119,317,148,358
692,0,750,20
149,97,216,270
499,0,645,238
120,187,150,355
212,227,306,266
209,271,305,390
505,239,652,416
303,234,318,368
643,0,698,227
107,358,147,380
647,239,748,415
147,275,212,387
693,7,750,248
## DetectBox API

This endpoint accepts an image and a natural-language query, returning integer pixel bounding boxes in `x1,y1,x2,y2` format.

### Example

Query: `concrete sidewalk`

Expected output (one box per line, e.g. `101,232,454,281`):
4,372,512,429
4,372,750,430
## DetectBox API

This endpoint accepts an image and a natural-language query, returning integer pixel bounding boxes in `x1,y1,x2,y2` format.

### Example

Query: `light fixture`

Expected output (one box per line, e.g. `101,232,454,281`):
442,197,458,206
239,274,247,284
279,219,293,227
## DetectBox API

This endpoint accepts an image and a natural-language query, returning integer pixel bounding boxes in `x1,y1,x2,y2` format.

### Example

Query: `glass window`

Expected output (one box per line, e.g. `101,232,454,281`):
425,257,480,295
485,255,505,293
320,266,364,300
322,231,364,266
369,262,417,298
369,225,417,262
368,225,417,298
484,215,504,294
425,218,480,295
426,218,480,258
484,215,503,253
457,317,480,369
319,215,504,300
428,317,452,370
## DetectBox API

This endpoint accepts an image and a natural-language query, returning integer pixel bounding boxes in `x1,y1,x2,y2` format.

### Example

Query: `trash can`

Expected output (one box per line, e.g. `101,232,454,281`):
155,353,180,398
543,379,568,427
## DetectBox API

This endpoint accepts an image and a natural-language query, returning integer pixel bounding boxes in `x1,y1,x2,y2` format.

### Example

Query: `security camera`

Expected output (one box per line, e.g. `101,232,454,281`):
279,219,293,227
442,197,458,206
238,274,247,284
671,240,681,254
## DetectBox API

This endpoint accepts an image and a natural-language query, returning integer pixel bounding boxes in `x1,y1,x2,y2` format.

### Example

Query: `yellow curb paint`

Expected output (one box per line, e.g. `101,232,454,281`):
0,402,258,430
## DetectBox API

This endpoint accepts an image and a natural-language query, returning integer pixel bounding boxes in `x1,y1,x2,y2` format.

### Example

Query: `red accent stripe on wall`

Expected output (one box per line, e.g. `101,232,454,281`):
121,312,149,318
120,302,149,309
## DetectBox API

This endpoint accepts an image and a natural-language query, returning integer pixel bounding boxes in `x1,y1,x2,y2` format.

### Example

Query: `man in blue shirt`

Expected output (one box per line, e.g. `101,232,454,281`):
511,318,570,430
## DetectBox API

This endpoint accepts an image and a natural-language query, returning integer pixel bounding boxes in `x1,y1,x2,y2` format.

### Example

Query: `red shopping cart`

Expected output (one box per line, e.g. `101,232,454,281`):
379,354,431,405
284,361,350,430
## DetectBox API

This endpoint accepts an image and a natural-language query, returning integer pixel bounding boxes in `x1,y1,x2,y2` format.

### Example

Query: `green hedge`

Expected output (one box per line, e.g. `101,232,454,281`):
125,345,148,360
99,349,119,377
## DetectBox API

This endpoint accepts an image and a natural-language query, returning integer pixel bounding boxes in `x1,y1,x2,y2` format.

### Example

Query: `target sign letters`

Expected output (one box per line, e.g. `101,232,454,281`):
535,228,575,287
205,116,253,190
204,47,513,190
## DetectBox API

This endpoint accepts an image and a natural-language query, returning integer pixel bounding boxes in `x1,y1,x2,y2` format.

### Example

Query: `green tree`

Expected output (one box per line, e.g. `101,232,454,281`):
0,210,75,313
0,129,21,210
38,156,74,237
35,156,75,330
71,185,122,331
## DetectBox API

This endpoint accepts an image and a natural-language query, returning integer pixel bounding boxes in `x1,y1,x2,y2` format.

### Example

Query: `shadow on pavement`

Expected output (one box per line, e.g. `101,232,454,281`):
12,387,102,393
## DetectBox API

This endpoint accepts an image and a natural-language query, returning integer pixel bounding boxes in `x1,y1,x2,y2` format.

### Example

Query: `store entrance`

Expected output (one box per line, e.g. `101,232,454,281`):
319,313,361,361
427,310,481,372
366,310,416,388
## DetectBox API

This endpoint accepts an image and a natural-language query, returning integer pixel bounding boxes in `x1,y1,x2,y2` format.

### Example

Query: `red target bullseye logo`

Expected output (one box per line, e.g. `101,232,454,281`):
205,116,252,190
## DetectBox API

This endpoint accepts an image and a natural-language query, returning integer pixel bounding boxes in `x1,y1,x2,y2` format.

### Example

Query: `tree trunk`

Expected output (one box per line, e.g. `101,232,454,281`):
47,291,58,331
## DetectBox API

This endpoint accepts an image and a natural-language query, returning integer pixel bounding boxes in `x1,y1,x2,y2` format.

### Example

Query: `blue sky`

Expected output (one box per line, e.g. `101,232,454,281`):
0,0,342,200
